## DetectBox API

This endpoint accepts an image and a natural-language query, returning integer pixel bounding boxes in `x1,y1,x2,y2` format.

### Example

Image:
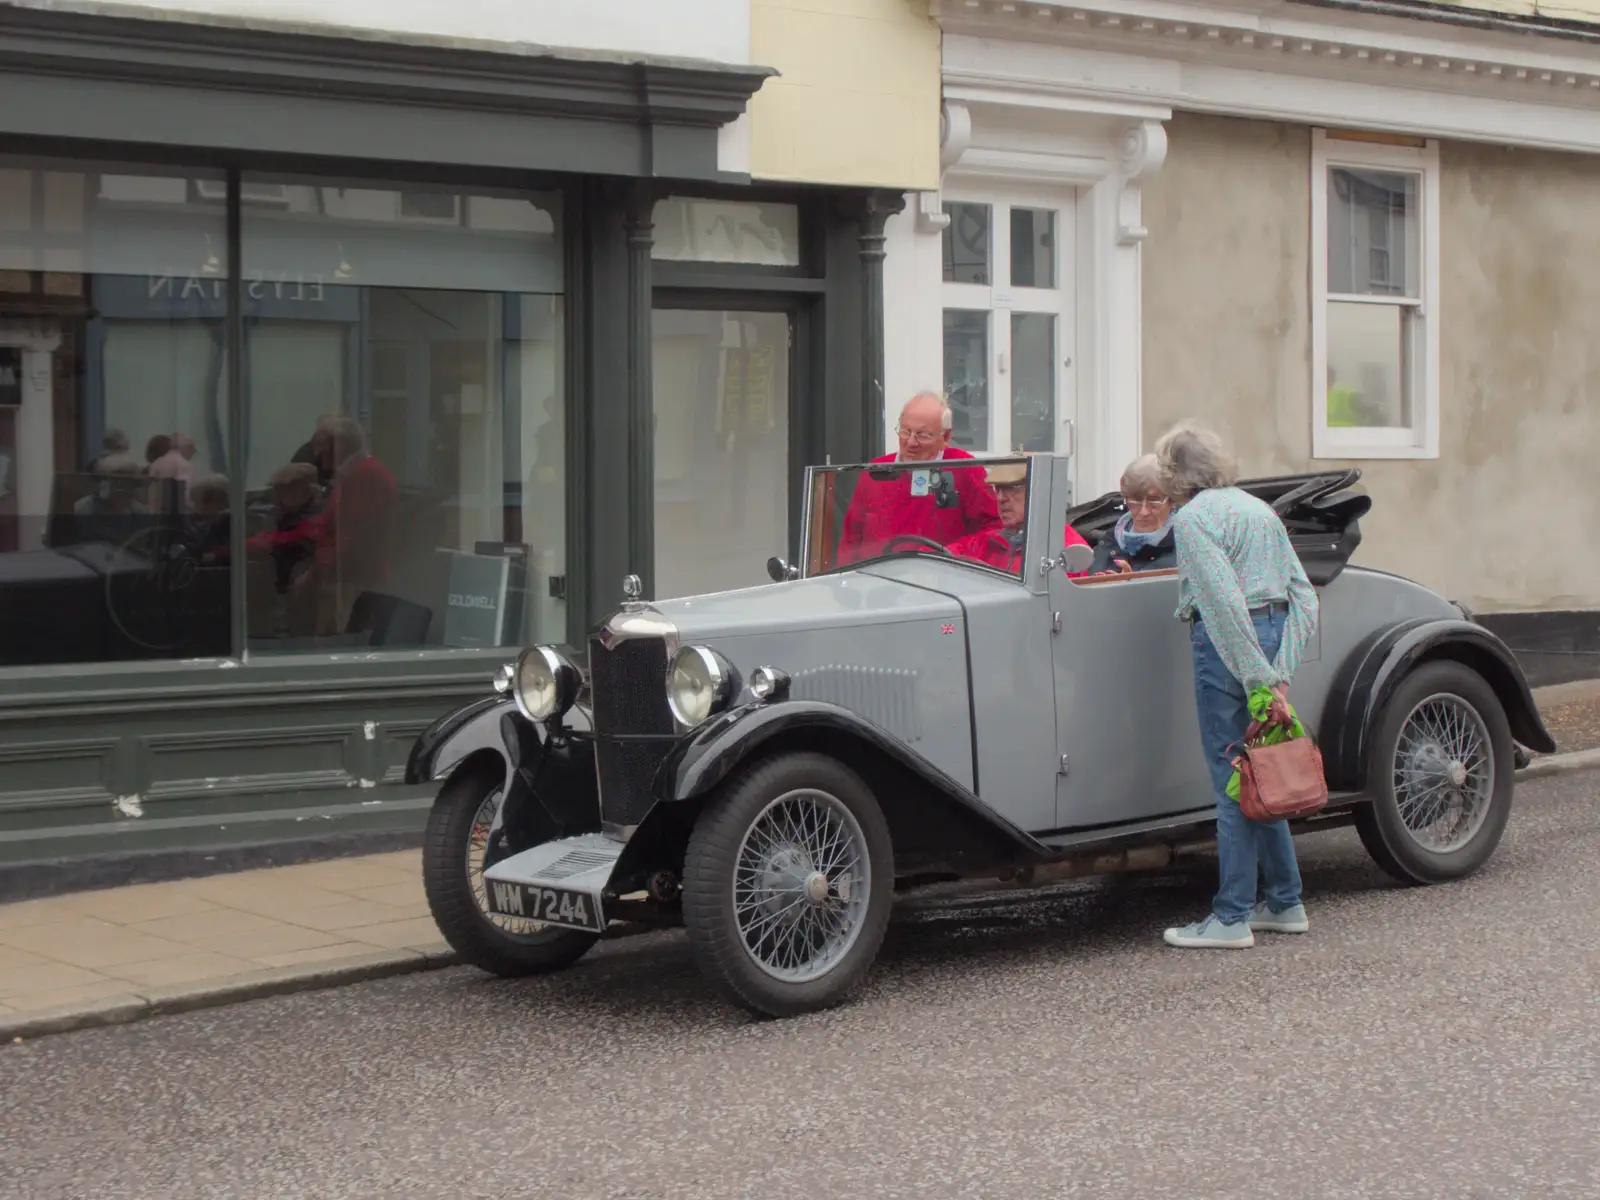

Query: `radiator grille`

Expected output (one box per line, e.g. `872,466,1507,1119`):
588,630,675,828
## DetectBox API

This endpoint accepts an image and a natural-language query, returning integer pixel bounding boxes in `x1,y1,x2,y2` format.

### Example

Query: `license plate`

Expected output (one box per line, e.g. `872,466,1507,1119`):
486,880,606,933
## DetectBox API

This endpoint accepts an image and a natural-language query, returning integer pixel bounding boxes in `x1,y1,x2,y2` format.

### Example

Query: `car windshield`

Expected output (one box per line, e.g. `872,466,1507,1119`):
801,456,1033,579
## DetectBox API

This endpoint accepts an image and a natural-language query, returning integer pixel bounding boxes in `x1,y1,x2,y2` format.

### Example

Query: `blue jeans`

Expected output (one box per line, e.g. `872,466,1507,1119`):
1191,610,1303,925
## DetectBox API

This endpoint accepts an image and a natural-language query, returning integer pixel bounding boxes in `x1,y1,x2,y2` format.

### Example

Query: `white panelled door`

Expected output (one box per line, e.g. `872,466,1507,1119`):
938,187,1077,471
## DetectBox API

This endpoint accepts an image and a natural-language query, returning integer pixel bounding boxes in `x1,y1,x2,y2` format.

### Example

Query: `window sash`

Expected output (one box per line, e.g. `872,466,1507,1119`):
1310,130,1440,460
940,195,1070,453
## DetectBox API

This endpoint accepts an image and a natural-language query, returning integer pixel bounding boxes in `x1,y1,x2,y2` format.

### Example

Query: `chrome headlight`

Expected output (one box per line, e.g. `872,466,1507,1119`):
667,645,736,727
512,646,581,722
749,665,791,702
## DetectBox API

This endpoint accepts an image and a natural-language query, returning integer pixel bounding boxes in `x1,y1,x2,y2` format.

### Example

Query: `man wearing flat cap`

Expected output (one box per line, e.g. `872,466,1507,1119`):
945,459,1091,575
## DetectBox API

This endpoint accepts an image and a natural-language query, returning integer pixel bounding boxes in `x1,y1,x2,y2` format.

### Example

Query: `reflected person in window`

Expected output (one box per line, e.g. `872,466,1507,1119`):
835,391,1000,565
147,432,198,508
248,417,397,637
1088,454,1176,576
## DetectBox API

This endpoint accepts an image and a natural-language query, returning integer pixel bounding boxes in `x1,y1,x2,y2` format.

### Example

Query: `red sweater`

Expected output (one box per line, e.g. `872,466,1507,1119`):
946,523,1092,576
247,455,397,583
837,448,1001,565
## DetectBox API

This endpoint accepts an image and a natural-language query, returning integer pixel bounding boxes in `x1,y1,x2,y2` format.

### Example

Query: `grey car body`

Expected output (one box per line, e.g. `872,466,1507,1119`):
409,453,1553,1017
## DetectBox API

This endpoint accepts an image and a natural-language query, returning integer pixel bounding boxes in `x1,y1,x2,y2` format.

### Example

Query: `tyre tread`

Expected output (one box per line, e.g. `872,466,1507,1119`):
682,751,893,1018
421,758,599,977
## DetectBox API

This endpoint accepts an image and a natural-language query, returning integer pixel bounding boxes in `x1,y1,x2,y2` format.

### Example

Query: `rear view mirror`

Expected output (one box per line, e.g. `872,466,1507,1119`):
1060,543,1094,575
766,556,799,583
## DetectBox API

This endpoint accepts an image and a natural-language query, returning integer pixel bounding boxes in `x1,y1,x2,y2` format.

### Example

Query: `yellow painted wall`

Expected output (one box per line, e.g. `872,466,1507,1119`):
1416,0,1600,22
747,0,941,190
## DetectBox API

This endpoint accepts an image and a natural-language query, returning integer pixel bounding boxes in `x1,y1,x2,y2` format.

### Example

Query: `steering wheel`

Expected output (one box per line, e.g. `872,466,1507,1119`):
882,534,953,557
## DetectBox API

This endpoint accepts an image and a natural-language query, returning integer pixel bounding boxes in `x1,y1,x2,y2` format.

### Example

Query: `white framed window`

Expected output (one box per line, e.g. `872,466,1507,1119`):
939,191,1075,455
1311,129,1440,459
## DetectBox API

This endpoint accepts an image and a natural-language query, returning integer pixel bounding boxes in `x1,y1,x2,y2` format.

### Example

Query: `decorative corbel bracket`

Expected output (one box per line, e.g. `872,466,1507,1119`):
1116,119,1168,246
915,101,973,235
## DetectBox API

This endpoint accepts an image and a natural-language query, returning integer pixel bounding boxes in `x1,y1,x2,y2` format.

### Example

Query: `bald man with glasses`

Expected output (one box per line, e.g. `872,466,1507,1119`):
836,392,1000,566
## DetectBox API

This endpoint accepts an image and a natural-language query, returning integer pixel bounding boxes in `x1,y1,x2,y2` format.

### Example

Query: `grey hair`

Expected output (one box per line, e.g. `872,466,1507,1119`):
903,390,954,432
1119,453,1166,497
329,415,366,454
1153,420,1239,501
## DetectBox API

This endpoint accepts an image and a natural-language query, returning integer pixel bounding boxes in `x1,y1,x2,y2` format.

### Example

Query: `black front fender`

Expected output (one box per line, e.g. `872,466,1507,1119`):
405,695,514,786
1321,617,1556,789
654,699,1051,860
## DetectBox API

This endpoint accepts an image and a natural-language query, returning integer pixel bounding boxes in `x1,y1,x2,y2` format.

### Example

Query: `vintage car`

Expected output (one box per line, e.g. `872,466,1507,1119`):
407,453,1554,1018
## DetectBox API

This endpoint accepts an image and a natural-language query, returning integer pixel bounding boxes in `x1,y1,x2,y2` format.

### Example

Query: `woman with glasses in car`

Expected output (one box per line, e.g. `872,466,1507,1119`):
1089,454,1177,576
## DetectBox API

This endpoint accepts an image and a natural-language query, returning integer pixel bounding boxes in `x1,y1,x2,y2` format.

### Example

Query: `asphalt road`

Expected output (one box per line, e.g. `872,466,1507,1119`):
6,774,1600,1200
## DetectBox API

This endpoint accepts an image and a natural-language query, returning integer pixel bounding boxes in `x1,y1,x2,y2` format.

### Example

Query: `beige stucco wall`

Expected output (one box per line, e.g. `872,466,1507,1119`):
1142,112,1600,613
747,0,941,189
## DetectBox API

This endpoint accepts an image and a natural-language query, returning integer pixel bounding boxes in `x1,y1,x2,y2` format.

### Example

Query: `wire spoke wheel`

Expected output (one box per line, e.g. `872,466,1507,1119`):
1392,693,1495,854
731,788,871,984
465,789,549,940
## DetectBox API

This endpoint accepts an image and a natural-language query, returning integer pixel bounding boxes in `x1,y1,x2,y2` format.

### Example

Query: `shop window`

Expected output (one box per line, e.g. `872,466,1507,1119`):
939,196,1073,454
651,198,800,267
239,173,566,654
1311,130,1440,459
0,155,233,668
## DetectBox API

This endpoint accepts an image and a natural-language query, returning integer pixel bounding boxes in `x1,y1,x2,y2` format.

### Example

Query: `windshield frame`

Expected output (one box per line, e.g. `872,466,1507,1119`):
799,454,1040,582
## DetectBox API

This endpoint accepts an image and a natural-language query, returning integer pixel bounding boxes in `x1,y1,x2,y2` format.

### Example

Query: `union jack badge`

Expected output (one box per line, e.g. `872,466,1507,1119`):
940,623,956,635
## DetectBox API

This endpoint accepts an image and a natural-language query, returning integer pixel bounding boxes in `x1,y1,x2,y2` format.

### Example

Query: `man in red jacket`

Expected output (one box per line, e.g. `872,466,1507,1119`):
945,459,1092,576
247,416,397,636
836,392,1000,565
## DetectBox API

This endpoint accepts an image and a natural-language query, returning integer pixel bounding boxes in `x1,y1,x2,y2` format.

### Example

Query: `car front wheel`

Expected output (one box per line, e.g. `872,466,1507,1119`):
1354,660,1515,886
682,751,894,1018
422,757,601,977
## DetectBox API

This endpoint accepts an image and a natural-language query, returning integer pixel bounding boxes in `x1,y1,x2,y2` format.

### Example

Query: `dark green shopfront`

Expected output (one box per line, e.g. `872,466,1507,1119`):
0,6,906,890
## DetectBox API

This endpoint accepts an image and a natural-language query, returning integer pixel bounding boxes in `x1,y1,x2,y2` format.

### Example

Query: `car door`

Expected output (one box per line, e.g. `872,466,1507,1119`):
1043,469,1214,833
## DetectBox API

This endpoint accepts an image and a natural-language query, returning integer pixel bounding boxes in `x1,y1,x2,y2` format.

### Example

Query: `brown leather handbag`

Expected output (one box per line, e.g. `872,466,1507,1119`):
1231,719,1329,822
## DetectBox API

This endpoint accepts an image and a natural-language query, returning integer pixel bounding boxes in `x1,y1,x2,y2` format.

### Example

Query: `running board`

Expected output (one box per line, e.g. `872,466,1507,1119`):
481,833,622,935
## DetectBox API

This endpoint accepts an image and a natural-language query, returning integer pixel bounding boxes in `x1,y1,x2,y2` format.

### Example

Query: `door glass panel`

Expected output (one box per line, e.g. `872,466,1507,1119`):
652,309,789,598
1010,313,1055,452
651,198,801,266
941,203,990,285
942,309,989,452
1010,208,1056,289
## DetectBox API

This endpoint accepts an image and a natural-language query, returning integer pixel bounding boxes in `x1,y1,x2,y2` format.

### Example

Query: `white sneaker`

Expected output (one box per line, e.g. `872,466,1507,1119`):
1162,914,1255,949
1247,902,1309,934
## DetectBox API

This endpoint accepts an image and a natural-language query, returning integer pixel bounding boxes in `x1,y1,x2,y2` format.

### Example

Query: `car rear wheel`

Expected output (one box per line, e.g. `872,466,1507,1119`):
682,751,893,1018
422,757,600,977
1354,661,1515,886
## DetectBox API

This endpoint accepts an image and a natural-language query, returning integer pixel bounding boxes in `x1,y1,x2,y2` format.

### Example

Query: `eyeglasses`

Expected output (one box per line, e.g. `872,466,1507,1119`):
1122,494,1170,511
895,424,943,446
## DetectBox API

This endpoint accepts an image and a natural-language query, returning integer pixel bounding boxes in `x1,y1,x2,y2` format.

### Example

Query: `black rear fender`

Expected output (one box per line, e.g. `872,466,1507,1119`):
1321,617,1555,789
626,700,1051,882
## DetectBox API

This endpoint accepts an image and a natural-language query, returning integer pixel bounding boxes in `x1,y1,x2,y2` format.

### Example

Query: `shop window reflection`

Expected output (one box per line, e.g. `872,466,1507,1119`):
0,158,567,668
0,157,233,667
238,174,566,654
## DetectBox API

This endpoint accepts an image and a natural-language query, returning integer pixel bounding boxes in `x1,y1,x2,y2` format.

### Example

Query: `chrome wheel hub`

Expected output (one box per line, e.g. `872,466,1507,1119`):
732,789,871,984
1393,694,1495,853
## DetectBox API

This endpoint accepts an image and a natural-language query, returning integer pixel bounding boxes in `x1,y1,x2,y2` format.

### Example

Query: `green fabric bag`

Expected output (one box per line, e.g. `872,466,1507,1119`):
1224,685,1308,803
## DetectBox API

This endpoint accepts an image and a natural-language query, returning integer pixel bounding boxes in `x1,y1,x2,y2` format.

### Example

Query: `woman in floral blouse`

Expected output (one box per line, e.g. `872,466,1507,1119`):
1155,422,1320,950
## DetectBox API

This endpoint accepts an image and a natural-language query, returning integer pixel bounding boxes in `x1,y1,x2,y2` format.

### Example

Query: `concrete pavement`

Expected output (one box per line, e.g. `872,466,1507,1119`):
0,851,453,1033
4,771,1600,1198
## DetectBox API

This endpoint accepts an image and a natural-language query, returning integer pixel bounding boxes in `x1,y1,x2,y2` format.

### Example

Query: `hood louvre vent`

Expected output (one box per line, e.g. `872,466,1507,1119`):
790,665,921,743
